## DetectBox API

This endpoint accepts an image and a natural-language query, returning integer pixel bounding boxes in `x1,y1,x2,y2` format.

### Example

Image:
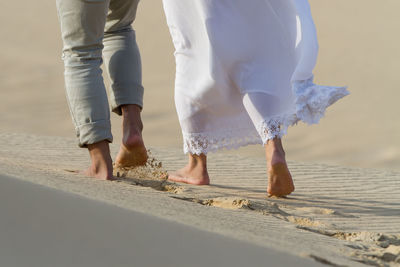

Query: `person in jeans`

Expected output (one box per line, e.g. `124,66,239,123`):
56,0,147,180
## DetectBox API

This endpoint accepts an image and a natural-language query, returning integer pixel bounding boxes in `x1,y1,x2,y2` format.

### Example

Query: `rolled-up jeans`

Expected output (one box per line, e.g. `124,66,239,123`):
56,0,143,147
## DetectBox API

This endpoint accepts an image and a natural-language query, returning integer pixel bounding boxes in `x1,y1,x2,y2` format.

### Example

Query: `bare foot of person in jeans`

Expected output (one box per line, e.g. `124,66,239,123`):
115,104,148,168
84,141,114,180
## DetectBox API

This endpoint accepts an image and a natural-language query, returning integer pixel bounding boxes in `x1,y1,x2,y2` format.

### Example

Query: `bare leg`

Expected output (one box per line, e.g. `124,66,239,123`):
115,104,148,167
265,138,295,197
84,140,114,180
168,154,210,185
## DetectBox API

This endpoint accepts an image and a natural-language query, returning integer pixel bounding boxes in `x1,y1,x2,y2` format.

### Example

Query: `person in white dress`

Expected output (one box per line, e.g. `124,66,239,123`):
162,0,349,196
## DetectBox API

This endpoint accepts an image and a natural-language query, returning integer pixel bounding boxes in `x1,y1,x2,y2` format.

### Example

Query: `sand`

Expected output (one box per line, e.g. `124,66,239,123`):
1,174,323,267
1,1,399,266
0,133,399,266
0,0,399,170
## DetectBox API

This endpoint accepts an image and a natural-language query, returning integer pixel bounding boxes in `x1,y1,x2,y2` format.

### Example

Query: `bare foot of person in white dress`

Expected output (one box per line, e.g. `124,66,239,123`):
168,154,210,185
265,138,295,197
114,105,148,168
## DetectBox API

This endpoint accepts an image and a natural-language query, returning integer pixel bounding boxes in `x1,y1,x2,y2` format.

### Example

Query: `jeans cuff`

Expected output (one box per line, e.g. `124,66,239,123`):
76,120,113,148
111,85,144,115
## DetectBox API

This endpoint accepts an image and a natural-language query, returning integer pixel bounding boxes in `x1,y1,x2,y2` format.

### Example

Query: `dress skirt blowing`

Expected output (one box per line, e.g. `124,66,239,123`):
162,0,349,154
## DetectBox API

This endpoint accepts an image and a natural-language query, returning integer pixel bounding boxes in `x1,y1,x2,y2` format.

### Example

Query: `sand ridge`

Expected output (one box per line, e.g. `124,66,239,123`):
117,171,400,266
1,133,399,266
113,152,183,194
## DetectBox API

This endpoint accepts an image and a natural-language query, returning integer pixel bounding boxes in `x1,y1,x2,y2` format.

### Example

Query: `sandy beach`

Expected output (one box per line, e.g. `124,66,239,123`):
1,174,322,267
0,133,399,266
0,1,399,266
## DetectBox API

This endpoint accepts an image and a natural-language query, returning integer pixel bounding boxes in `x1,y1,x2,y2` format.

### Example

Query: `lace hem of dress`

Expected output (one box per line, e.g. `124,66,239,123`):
258,78,349,144
183,77,349,154
293,77,349,124
182,128,262,155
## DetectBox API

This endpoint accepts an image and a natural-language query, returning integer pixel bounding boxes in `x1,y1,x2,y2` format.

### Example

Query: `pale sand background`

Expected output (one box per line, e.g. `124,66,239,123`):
0,0,399,170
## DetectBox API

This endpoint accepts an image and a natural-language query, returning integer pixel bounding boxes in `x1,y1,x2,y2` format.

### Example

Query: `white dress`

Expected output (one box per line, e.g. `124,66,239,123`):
162,0,349,154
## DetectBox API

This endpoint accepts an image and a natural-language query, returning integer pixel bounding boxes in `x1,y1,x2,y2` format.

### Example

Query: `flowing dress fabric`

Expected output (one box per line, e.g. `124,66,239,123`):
162,0,349,155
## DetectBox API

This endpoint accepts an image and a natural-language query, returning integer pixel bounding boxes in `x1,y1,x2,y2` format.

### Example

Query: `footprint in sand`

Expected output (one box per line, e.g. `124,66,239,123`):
302,231,400,266
172,197,251,210
280,206,357,218
201,197,251,209
350,242,400,266
286,216,333,229
113,155,184,194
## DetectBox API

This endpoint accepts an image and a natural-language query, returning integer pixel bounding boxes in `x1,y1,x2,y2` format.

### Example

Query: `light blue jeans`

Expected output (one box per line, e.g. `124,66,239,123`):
56,0,143,147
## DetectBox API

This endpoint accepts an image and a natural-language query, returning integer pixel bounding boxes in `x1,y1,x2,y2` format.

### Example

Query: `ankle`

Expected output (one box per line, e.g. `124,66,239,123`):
121,105,144,139
121,104,142,116
86,141,113,179
121,135,145,150
89,160,112,174
188,154,207,170
265,138,287,167
266,136,283,149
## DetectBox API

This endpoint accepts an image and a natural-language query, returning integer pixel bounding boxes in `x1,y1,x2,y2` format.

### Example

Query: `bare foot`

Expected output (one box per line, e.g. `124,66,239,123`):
115,105,148,167
84,141,114,180
168,154,210,185
265,138,295,197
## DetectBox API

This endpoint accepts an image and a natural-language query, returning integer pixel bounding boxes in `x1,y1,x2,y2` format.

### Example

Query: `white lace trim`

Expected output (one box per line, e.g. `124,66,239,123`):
258,114,298,144
183,128,261,155
293,78,349,124
183,77,349,154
